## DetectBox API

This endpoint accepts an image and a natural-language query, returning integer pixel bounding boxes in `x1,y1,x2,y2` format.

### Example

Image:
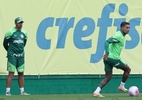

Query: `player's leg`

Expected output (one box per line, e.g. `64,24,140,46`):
99,58,113,89
6,72,14,96
6,58,16,96
114,59,131,92
118,64,131,92
18,72,29,95
17,57,30,95
119,64,131,83
99,71,112,88
18,72,24,90
93,71,112,97
93,59,113,97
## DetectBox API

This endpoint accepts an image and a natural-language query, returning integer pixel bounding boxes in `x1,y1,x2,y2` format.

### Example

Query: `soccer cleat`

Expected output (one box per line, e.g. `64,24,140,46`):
93,92,104,97
20,91,30,95
6,92,11,96
118,86,128,92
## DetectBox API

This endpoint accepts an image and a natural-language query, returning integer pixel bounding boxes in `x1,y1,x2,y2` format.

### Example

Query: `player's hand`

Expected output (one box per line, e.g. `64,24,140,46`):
103,54,108,60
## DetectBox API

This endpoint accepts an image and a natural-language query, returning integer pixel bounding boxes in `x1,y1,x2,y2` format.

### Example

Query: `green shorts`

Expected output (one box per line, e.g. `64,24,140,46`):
103,58,126,71
7,57,25,72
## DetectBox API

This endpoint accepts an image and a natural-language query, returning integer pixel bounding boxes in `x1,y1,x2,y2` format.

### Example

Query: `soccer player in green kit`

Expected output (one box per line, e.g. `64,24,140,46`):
3,17,29,96
93,22,131,97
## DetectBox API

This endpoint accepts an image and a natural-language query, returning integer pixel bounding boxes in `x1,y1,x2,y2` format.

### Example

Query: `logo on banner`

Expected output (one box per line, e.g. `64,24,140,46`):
36,3,141,63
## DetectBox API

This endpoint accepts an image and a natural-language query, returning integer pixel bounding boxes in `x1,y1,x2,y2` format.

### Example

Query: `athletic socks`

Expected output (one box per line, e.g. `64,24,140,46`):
20,87,24,93
6,88,10,93
120,81,125,88
95,87,101,93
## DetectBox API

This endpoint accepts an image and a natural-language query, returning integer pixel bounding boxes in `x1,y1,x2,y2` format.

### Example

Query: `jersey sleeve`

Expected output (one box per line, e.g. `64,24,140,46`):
104,36,120,54
4,31,12,38
112,32,121,41
21,29,28,39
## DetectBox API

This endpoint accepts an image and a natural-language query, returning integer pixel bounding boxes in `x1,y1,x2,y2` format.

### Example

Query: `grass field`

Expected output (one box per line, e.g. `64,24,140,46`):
0,93,141,100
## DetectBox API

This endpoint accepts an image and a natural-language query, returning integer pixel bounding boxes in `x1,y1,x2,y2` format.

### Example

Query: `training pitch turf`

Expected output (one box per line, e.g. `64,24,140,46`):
0,93,141,100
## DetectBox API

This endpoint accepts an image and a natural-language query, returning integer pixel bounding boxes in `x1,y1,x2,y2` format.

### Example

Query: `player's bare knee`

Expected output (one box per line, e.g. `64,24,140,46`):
127,67,131,73
125,66,131,73
18,72,24,77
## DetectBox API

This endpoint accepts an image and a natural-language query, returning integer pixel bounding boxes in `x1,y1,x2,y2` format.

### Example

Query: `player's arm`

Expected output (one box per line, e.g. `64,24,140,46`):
3,37,10,51
24,38,27,47
24,32,28,47
104,37,120,55
3,31,11,51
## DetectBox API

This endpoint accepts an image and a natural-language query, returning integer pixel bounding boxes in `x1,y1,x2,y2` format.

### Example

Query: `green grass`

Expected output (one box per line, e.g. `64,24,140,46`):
0,93,141,100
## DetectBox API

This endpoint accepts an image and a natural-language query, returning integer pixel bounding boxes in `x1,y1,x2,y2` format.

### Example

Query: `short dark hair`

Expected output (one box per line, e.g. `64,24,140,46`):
120,21,130,27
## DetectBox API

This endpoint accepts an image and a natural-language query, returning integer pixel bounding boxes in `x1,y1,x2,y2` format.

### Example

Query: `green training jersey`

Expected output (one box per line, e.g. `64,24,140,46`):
3,27,27,58
108,31,125,60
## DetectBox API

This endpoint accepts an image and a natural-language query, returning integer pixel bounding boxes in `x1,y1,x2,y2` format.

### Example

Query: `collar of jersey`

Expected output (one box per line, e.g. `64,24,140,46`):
120,30,125,36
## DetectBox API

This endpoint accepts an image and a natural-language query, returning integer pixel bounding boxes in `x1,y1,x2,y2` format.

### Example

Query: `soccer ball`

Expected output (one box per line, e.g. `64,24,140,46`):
128,86,139,96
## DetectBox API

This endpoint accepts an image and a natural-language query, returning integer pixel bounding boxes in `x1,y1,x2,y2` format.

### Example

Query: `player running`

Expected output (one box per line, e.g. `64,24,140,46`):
93,22,131,97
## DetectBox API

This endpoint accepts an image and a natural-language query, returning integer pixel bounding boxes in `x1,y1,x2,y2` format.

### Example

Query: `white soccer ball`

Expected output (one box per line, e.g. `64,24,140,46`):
128,86,139,96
